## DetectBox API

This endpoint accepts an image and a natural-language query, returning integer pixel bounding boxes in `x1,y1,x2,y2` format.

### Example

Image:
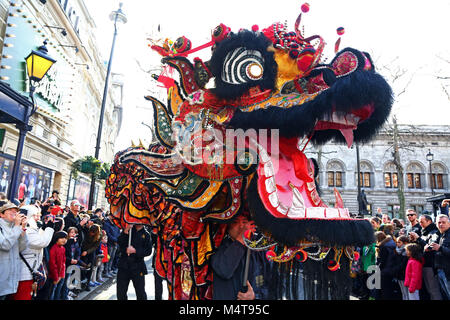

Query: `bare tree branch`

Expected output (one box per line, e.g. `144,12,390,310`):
441,82,450,101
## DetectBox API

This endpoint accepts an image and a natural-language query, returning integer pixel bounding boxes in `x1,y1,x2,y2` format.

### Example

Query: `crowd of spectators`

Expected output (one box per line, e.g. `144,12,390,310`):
1,187,449,301
352,201,450,300
0,190,121,300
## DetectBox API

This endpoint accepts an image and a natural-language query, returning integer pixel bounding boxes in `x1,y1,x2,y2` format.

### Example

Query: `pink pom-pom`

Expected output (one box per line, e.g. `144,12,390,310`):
301,3,310,13
252,24,259,32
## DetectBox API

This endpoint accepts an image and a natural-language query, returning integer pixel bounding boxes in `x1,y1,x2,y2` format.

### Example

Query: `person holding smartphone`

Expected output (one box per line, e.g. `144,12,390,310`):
409,214,442,300
0,200,28,299
11,205,54,300
432,214,450,299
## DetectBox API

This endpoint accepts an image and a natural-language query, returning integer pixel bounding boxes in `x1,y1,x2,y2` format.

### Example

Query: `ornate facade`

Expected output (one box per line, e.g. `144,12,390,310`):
306,124,450,217
0,0,122,208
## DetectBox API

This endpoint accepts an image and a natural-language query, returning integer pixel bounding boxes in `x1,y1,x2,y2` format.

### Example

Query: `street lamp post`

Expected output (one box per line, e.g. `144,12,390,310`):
88,3,127,210
8,41,56,201
426,149,434,196
356,144,362,215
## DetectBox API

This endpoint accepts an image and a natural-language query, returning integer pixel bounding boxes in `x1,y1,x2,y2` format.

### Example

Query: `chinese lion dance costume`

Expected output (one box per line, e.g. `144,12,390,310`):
106,4,392,300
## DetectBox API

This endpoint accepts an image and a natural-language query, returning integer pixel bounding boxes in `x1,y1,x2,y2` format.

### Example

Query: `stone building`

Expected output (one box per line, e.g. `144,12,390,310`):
305,124,450,218
0,0,122,209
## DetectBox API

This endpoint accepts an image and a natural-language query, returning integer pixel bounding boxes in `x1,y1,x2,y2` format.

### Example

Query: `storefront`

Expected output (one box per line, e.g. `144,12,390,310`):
66,175,100,210
0,153,53,203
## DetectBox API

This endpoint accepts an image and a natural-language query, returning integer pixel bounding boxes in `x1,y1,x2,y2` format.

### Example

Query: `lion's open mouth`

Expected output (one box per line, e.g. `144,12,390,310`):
313,104,375,147
255,139,352,220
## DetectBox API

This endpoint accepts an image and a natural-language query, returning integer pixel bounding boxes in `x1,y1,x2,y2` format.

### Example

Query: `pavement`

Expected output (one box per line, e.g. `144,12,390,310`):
75,255,168,300
73,274,116,301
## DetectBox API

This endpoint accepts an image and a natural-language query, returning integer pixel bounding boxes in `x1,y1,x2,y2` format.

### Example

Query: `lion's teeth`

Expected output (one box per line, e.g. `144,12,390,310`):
268,192,279,207
265,177,276,194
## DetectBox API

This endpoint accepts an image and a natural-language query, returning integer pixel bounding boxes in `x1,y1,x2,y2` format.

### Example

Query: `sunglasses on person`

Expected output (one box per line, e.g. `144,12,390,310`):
407,214,416,216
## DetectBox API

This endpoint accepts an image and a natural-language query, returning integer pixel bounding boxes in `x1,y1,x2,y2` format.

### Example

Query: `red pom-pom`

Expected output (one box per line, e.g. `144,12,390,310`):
266,250,276,260
252,24,259,32
244,229,252,240
301,3,310,13
337,27,345,36
353,251,360,261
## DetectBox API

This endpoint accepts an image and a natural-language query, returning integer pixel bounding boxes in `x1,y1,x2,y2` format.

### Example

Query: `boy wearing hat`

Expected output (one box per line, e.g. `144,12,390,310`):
0,200,28,299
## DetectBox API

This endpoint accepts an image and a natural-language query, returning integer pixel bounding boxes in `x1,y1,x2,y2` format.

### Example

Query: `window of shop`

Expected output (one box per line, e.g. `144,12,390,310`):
0,154,53,204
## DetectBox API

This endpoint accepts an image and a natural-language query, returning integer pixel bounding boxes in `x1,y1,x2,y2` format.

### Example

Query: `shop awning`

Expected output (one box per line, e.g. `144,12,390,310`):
0,81,33,125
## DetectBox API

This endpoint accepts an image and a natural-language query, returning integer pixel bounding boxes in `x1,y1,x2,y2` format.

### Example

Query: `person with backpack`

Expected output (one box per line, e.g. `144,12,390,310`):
11,205,54,300
409,214,442,300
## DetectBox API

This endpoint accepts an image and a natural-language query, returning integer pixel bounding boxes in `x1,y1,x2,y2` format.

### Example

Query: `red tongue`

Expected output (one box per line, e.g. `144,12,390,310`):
339,128,354,148
278,137,313,183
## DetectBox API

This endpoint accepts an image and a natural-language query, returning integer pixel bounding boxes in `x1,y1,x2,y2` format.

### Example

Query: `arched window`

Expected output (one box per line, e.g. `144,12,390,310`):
327,160,345,188
384,162,398,188
356,160,374,188
406,162,425,189
431,162,448,190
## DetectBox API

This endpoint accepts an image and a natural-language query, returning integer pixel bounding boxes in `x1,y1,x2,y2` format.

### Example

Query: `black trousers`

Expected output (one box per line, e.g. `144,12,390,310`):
154,270,163,300
116,268,147,300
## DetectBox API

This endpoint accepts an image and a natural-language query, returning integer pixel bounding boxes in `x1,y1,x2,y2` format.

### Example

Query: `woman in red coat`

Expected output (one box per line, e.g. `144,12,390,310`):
404,243,424,300
48,231,67,300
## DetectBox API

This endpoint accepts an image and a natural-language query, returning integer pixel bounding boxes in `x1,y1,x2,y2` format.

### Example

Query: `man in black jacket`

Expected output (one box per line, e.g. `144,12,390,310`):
211,215,273,300
431,214,450,299
405,209,421,236
116,224,152,300
63,200,88,244
409,214,442,300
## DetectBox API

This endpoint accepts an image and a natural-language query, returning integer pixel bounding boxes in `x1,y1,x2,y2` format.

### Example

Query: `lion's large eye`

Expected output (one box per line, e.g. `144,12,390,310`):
221,47,264,84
